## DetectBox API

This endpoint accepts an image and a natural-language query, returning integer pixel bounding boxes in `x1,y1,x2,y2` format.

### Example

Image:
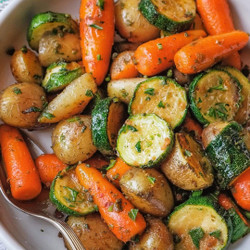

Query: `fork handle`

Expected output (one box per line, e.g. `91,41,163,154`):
44,217,85,250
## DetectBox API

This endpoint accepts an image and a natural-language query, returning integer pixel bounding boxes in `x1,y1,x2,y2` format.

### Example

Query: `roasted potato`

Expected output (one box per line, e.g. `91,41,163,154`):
52,115,97,164
115,0,160,43
161,132,214,190
129,217,174,250
120,168,174,217
0,82,47,129
107,78,145,104
38,33,81,67
66,213,124,250
39,73,97,123
10,47,43,84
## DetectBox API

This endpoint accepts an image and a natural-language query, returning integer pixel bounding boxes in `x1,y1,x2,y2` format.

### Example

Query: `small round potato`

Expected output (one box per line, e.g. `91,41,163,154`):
120,168,174,217
115,0,160,43
52,115,97,164
0,82,47,129
66,213,124,250
11,47,43,84
129,217,174,250
38,33,82,67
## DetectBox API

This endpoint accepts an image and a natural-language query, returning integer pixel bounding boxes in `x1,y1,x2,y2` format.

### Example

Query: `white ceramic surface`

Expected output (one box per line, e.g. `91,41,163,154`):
0,0,249,249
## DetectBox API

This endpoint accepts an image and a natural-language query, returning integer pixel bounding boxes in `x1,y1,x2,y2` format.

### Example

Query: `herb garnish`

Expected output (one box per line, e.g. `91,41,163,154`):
128,208,139,221
135,141,141,153
189,227,204,249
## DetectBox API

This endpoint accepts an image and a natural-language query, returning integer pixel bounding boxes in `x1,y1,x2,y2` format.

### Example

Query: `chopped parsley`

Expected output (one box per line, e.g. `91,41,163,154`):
89,24,103,30
85,89,94,97
157,43,163,50
207,103,229,121
42,112,55,120
128,208,139,221
97,54,102,60
96,0,104,10
22,106,42,114
157,101,165,108
208,77,226,92
184,149,192,157
67,116,80,122
126,125,138,132
144,88,155,96
21,45,28,53
189,227,205,249
63,186,79,202
105,159,116,170
147,176,156,184
135,141,141,153
108,205,113,212
209,230,221,239
12,87,22,95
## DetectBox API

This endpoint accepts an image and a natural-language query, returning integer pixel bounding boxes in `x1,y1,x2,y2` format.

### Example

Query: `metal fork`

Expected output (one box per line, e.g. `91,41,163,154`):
0,133,85,250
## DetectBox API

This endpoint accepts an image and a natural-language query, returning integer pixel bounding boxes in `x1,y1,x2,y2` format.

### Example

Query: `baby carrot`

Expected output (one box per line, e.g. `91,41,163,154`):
110,51,139,80
174,31,249,74
84,153,109,170
106,158,132,186
35,154,67,187
76,164,146,242
182,116,203,142
134,30,206,76
197,0,241,69
80,0,114,85
0,124,41,200
230,167,250,211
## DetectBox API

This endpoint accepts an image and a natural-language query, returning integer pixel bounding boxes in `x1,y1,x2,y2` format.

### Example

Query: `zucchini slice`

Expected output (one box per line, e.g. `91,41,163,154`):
220,66,250,125
161,132,214,190
189,69,241,125
91,98,126,156
139,0,196,33
49,166,96,215
203,121,250,189
42,61,84,92
129,77,188,129
27,11,79,51
117,114,174,168
168,196,232,250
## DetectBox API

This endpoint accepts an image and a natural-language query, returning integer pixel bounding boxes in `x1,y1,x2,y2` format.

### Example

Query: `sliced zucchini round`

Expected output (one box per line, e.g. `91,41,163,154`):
42,61,84,92
161,132,214,190
49,166,96,215
168,196,232,250
189,69,241,125
129,76,188,129
117,114,174,168
91,98,126,156
219,66,250,125
139,0,196,33
203,121,250,189
27,11,79,51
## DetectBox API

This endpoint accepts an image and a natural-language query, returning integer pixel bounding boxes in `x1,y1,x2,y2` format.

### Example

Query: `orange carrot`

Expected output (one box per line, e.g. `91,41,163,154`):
35,154,67,187
110,51,139,80
76,164,146,242
230,167,250,211
182,116,203,142
174,31,249,74
84,153,109,170
0,124,41,200
134,30,206,76
106,158,132,186
197,0,241,69
218,192,250,226
80,0,114,85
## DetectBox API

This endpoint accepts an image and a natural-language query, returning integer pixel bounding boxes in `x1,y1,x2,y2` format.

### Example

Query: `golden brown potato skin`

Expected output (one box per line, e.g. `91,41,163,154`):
120,168,174,217
0,82,46,129
52,115,97,164
38,33,82,67
66,213,124,250
115,0,160,43
129,217,174,250
11,47,43,84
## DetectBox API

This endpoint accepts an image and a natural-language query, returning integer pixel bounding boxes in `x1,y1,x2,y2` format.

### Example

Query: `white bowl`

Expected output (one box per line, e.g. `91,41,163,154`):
0,0,249,249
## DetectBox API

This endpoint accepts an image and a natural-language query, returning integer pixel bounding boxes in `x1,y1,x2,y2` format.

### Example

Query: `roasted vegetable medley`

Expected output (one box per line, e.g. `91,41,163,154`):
0,0,249,249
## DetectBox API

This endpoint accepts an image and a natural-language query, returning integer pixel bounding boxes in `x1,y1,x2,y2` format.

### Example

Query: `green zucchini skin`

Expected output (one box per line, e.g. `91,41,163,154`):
43,62,84,92
228,208,250,243
92,98,113,155
205,122,250,189
189,69,241,125
49,166,96,216
27,11,78,51
168,195,233,250
139,0,195,33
